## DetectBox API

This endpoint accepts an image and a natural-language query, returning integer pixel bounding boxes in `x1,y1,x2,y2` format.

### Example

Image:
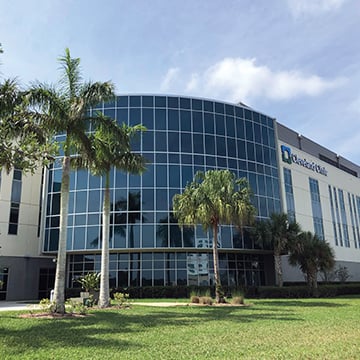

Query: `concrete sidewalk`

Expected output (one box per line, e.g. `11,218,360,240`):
0,301,40,312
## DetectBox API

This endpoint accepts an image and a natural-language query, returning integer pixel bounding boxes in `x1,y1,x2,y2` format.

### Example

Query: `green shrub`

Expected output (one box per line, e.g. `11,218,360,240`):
39,298,56,313
76,272,100,292
65,299,88,315
113,292,131,308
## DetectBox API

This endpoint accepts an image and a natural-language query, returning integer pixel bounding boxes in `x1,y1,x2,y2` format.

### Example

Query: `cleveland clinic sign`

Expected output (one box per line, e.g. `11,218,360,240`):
281,145,328,176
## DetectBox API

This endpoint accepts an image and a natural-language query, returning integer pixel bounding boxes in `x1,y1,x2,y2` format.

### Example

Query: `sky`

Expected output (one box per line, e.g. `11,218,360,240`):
1,0,359,163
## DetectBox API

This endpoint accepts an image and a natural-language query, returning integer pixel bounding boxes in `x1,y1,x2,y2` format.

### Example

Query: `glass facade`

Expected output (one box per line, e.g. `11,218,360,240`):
348,193,358,249
338,189,350,247
283,168,295,222
8,168,22,235
309,178,324,240
43,95,281,288
328,185,339,246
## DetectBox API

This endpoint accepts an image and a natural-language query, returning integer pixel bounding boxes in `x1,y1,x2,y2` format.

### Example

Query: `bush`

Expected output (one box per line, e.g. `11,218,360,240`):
39,298,56,313
230,290,245,305
199,296,213,305
76,272,100,292
113,292,131,308
65,299,88,315
190,295,200,304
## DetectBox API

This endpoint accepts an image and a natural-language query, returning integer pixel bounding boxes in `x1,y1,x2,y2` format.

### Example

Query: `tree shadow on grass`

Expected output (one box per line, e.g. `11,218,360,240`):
255,300,349,308
0,306,303,357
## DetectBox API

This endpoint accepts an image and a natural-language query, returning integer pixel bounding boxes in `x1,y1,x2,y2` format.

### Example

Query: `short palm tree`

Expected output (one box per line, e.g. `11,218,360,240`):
74,120,146,308
253,213,301,287
288,231,335,296
0,78,55,173
29,48,115,314
173,170,256,303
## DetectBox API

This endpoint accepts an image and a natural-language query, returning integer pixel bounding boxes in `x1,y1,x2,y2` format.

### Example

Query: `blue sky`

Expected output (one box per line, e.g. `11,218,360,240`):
1,0,359,163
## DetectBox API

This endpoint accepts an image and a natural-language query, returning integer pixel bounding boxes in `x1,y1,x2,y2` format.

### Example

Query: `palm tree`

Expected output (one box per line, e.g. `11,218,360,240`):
74,121,146,308
288,231,335,296
29,48,115,314
0,78,55,173
173,170,256,303
253,213,301,287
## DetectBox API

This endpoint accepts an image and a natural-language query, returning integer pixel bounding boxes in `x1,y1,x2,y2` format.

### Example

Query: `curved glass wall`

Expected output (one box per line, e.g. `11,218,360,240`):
43,95,281,287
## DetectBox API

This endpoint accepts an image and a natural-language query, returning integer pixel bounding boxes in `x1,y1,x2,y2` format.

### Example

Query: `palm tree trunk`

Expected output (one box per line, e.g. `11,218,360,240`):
53,155,70,314
212,223,223,303
274,252,283,287
308,270,319,297
99,172,110,308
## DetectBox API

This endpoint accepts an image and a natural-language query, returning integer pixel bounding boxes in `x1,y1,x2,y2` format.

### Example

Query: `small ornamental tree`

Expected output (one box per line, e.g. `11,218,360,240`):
173,170,256,303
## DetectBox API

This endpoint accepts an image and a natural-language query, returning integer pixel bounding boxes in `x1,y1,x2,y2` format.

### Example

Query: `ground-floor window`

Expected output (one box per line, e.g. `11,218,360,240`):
0,267,9,300
67,252,266,288
38,268,56,300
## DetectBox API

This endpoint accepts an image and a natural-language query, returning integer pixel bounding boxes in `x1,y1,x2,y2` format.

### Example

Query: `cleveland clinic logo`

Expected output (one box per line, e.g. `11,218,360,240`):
281,145,328,176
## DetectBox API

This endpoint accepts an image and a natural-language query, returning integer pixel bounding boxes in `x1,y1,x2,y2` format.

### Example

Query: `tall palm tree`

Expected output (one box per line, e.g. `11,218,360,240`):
288,231,335,296
173,170,256,303
29,48,115,314
253,213,301,287
74,121,146,308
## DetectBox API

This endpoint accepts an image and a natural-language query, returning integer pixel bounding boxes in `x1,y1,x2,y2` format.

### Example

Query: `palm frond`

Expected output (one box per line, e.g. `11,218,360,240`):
80,81,115,109
58,48,82,99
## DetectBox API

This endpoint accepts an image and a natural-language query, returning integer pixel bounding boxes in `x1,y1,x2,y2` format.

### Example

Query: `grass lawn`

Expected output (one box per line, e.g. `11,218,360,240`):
0,297,359,359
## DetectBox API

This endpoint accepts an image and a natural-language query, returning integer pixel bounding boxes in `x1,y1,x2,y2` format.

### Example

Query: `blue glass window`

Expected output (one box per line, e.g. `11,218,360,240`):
181,133,192,153
192,99,202,111
155,96,166,107
130,96,141,107
129,108,141,126
155,109,166,130
168,132,179,152
117,96,128,107
193,112,203,133
168,109,179,131
204,112,214,134
245,121,254,141
168,97,179,109
142,96,153,107
236,118,245,139
204,100,213,112
215,102,224,114
180,110,191,131
155,132,167,151
142,108,154,129
215,115,225,135
180,97,191,109
193,134,204,154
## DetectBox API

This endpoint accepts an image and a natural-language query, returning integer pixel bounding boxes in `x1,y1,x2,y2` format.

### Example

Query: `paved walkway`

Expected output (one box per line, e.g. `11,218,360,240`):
0,301,40,312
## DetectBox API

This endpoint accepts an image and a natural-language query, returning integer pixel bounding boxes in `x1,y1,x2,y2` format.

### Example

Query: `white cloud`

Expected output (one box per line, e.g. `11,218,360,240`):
185,73,199,92
286,0,348,17
160,67,179,91
185,57,344,103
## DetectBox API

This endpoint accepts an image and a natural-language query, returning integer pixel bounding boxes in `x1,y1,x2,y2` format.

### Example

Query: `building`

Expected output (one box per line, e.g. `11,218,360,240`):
0,167,54,300
0,94,359,300
277,124,360,282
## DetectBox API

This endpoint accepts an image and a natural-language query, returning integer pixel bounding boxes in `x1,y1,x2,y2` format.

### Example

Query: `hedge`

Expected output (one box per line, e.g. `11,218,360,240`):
63,283,360,300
